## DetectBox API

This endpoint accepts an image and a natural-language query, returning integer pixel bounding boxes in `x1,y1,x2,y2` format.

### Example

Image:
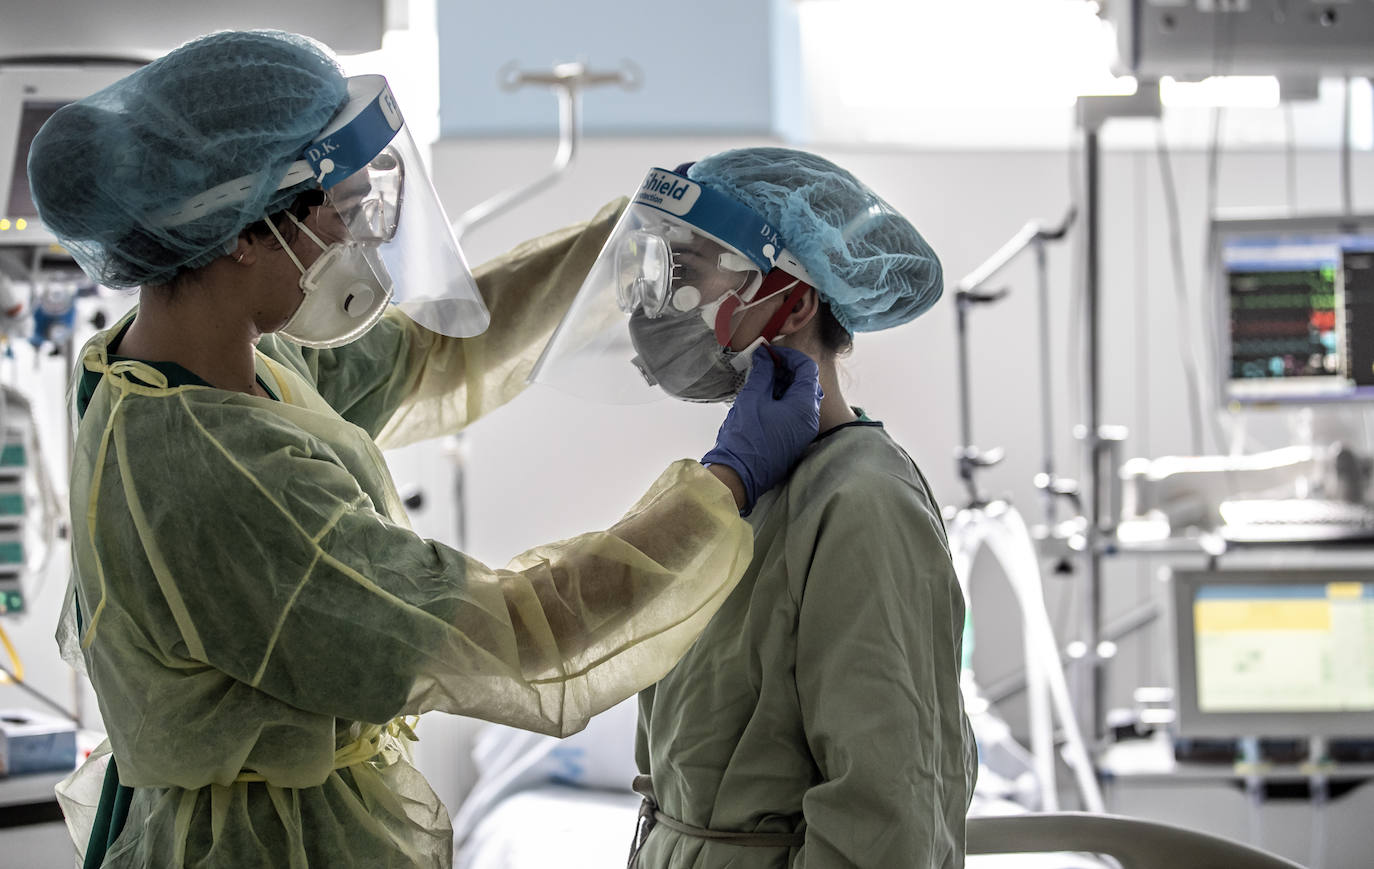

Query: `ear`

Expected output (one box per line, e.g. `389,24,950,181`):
227,234,257,266
775,287,820,339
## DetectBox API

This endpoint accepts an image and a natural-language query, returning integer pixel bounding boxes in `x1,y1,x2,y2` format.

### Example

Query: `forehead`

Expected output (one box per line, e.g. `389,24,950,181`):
326,172,371,208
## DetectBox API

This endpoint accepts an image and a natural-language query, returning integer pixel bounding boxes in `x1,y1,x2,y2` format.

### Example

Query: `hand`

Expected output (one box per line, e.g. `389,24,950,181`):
702,346,823,513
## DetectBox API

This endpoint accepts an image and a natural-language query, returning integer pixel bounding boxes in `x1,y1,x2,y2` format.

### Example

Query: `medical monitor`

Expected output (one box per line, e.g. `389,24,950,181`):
1214,214,1374,406
1170,567,1374,738
1104,1,1374,79
0,63,138,248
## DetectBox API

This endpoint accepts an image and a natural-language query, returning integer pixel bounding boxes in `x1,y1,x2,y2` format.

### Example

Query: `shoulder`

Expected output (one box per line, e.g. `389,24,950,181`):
760,425,954,598
783,428,961,617
789,425,945,533
104,386,339,482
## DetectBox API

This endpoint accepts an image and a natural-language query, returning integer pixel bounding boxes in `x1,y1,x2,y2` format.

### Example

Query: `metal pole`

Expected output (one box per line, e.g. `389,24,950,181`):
1084,128,1106,743
956,297,973,459
1034,238,1057,527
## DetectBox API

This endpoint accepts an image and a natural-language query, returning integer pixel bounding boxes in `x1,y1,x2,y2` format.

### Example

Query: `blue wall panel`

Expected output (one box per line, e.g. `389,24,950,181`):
437,0,796,137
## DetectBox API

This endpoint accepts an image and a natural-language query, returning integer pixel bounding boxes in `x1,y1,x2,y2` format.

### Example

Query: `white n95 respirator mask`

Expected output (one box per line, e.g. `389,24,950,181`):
264,211,394,349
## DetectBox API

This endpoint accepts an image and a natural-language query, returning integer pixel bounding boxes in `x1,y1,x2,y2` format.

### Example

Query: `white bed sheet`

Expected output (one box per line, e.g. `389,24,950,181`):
456,786,1112,869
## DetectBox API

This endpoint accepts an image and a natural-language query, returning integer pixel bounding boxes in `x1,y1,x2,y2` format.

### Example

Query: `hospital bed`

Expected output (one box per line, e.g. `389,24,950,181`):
449,700,1115,869
455,786,1112,869
457,796,1305,869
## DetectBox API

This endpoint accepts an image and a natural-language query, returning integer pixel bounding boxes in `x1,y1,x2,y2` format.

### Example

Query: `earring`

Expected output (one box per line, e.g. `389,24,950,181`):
233,251,245,264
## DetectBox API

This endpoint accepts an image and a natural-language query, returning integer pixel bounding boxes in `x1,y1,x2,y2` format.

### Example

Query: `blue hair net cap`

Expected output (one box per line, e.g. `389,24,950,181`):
27,30,348,288
687,147,943,334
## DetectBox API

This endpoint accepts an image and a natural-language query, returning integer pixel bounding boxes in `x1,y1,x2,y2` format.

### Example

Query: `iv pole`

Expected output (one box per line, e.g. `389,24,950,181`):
451,60,640,240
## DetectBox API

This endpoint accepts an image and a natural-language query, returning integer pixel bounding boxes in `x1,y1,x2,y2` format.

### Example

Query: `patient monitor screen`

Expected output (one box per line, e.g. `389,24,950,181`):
1193,582,1374,713
1222,227,1374,403
6,101,64,219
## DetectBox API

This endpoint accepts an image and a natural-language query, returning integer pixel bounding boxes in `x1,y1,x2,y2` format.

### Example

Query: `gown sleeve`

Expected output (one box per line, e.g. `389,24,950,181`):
116,396,752,738
264,197,626,449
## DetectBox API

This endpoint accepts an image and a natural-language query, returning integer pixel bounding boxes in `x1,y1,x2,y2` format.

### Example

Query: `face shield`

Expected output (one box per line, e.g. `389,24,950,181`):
530,167,813,403
160,75,488,349
284,75,489,347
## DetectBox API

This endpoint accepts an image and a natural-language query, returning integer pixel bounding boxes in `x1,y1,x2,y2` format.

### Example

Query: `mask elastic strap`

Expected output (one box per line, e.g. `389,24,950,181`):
263,218,309,276
758,279,812,345
708,270,811,347
285,212,330,251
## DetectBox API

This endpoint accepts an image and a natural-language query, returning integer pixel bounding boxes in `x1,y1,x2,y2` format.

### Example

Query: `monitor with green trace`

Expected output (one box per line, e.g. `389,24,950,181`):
1214,214,1374,406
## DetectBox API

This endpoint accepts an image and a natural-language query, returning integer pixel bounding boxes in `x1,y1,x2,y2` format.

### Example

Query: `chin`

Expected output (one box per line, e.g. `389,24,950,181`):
254,316,292,337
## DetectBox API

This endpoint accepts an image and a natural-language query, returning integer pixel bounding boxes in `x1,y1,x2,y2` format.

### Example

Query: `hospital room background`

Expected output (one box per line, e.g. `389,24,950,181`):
2,1,1373,866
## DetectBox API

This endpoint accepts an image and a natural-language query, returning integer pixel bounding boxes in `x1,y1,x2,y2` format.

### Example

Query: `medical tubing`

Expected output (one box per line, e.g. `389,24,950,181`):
1284,104,1298,213
0,621,23,682
0,634,80,722
1021,562,1057,811
949,505,1105,813
1155,127,1207,455
1342,77,1355,215
950,509,1056,810
990,507,1104,813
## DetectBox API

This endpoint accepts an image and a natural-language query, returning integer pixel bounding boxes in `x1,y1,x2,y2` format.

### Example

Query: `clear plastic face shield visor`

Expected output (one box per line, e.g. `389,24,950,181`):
530,168,813,403
158,75,489,349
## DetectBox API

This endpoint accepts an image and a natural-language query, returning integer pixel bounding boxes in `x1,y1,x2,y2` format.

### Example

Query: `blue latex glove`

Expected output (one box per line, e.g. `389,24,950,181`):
702,346,823,514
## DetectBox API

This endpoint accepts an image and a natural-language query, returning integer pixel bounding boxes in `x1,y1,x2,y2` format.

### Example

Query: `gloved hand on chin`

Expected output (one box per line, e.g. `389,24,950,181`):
702,345,823,514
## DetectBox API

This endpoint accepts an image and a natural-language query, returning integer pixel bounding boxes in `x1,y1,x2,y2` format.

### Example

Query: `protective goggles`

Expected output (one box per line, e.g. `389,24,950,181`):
530,167,814,403
158,75,489,346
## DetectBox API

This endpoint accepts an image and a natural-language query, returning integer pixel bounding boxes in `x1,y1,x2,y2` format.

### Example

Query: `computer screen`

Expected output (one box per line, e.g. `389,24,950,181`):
1171,567,1374,737
0,64,137,248
6,100,64,219
1215,215,1374,405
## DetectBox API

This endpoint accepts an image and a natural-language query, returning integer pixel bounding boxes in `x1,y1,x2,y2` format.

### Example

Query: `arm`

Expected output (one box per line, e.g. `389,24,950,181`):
269,198,626,447
137,405,751,737
706,465,747,512
793,483,973,868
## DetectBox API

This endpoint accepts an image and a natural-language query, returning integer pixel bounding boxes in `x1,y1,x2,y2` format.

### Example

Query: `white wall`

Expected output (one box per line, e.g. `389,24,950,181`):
408,134,1374,812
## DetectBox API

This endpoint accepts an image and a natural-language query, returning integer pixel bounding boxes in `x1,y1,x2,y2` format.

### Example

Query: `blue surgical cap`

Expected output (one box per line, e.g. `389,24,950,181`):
27,30,348,288
687,148,943,334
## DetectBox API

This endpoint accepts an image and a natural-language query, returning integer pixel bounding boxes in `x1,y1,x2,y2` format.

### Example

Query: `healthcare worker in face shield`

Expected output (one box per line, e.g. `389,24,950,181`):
544,148,977,867
27,32,822,868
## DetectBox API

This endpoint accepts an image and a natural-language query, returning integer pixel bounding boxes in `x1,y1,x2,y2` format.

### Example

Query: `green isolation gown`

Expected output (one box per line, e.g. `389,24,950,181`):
636,418,976,868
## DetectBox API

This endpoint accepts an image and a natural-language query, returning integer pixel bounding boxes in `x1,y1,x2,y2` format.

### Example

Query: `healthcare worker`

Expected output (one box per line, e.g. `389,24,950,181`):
540,148,977,867
27,32,822,868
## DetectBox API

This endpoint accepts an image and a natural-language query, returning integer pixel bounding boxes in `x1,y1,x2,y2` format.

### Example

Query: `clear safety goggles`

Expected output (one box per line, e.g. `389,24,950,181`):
531,167,811,403
613,221,761,323
327,146,402,245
